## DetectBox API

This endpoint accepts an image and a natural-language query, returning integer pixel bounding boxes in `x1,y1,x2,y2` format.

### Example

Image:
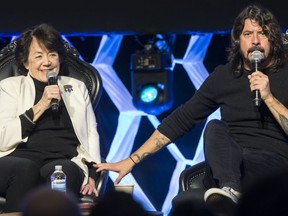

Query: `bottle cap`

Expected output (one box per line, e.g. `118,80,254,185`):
55,165,62,170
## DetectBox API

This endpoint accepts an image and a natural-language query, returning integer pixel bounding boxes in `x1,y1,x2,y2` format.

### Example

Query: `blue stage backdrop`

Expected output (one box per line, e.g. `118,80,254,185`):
0,33,230,215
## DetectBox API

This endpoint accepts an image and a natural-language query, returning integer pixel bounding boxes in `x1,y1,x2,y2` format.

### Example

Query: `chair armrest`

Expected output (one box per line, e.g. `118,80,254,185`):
179,161,207,192
79,158,108,204
95,167,108,198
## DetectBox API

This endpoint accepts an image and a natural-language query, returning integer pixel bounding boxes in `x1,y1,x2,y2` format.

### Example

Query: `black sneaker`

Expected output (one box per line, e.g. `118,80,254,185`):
204,187,241,204
204,187,241,215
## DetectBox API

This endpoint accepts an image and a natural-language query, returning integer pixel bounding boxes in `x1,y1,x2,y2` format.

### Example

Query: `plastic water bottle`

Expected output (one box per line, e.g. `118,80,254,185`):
51,165,66,193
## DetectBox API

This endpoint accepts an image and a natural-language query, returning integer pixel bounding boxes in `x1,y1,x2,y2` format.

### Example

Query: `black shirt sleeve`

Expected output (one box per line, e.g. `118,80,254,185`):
157,70,220,142
86,161,100,180
19,108,36,139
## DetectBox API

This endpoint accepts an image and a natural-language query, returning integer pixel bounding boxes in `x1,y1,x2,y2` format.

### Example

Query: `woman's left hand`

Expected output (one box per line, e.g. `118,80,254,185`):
80,177,98,197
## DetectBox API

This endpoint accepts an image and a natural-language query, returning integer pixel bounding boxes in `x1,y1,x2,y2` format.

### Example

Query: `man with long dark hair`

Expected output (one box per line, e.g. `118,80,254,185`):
96,4,288,214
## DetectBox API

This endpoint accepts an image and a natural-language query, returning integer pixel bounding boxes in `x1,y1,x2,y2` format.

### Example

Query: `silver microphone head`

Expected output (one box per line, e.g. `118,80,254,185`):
46,71,57,79
251,50,264,63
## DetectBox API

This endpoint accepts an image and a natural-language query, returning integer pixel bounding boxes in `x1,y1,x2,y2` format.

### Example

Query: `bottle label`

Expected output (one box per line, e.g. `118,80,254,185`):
51,180,66,192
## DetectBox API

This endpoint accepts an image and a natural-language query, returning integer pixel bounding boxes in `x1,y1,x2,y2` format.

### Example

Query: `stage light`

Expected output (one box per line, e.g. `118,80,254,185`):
140,85,159,103
131,46,173,115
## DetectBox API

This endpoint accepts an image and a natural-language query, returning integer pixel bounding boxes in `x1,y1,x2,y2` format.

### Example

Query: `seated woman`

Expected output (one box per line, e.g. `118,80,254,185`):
0,23,101,213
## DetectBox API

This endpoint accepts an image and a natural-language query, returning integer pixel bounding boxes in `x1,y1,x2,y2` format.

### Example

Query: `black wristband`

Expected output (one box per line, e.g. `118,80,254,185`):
129,156,137,165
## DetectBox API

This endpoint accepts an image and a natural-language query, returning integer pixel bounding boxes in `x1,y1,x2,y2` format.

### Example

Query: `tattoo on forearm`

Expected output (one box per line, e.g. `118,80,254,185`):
134,153,151,163
279,114,288,135
132,135,171,163
271,99,288,135
155,135,170,149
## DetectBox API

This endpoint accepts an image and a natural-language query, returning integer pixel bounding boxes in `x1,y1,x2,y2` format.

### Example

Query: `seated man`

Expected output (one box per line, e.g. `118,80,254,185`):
95,4,288,216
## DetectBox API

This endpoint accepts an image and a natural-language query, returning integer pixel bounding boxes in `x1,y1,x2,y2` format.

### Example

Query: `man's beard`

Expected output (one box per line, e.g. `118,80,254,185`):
242,46,265,71
243,46,271,71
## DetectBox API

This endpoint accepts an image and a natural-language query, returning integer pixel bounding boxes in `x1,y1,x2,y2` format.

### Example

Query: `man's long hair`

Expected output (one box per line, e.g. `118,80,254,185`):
227,4,287,75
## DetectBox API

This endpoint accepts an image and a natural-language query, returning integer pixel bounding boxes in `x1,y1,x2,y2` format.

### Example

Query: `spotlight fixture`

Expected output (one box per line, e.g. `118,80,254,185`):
131,44,173,115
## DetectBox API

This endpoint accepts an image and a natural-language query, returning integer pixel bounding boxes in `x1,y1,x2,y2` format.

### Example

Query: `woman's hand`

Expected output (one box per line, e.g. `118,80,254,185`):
32,85,61,121
42,85,62,110
80,177,98,197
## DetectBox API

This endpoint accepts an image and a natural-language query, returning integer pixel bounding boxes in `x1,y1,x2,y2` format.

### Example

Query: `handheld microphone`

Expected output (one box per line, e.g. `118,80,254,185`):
251,50,264,107
46,71,59,112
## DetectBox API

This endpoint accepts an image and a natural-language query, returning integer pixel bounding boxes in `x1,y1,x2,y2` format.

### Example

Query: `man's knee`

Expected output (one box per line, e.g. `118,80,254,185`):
204,119,227,138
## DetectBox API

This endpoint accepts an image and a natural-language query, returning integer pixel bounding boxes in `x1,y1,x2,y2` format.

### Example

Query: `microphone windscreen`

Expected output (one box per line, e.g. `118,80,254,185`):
46,71,58,85
46,71,57,80
251,50,264,63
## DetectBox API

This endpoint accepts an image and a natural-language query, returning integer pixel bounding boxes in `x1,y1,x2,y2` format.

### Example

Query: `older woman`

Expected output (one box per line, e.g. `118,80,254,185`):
0,23,101,213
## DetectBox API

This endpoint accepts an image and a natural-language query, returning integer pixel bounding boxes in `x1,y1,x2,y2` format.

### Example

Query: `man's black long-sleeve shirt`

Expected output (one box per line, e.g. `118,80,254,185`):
158,62,288,159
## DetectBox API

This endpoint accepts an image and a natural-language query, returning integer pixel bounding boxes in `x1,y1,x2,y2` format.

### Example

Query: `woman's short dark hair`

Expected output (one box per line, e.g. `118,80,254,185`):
15,23,66,75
